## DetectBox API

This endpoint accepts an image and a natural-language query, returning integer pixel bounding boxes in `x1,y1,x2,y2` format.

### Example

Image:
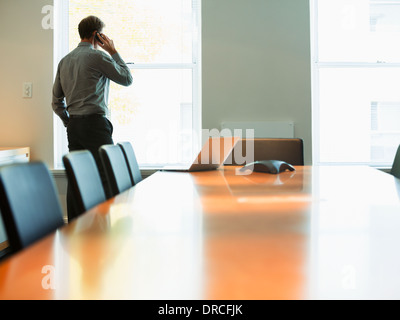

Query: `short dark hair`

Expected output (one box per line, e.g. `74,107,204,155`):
78,16,105,39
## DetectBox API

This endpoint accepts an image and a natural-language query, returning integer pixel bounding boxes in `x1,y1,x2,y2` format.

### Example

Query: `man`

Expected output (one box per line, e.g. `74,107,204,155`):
52,16,133,221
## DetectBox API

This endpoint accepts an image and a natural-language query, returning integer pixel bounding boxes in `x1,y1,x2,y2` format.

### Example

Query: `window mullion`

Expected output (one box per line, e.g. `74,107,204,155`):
316,62,400,68
127,63,196,70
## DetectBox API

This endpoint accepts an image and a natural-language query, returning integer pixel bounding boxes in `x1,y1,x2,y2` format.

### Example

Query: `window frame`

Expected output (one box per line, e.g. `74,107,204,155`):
311,0,400,167
53,0,202,169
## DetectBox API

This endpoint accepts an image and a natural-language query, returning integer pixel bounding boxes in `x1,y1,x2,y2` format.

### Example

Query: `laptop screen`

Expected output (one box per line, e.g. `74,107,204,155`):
193,137,240,166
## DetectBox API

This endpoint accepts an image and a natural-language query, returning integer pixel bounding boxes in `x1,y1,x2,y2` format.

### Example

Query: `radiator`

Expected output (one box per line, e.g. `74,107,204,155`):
221,121,294,138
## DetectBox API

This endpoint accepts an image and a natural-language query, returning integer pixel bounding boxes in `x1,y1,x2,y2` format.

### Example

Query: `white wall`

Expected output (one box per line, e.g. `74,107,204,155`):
0,0,312,165
202,0,312,164
0,0,54,166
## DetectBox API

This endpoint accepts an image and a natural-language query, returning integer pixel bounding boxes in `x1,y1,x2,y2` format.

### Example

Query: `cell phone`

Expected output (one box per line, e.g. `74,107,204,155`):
95,32,104,44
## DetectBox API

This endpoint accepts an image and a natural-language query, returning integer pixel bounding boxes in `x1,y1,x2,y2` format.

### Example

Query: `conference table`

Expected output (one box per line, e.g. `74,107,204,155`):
0,165,400,300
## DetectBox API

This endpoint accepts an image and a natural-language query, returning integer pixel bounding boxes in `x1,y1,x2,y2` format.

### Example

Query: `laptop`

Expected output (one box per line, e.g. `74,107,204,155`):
162,137,240,172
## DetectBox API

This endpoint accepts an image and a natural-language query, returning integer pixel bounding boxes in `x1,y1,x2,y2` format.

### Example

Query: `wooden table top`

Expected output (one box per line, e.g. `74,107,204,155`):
0,147,30,155
1,165,400,300
0,147,30,166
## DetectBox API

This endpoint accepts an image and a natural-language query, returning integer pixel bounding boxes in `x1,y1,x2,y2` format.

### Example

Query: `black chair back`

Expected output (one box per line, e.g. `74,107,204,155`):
118,142,142,186
224,138,304,166
99,144,133,197
0,162,64,252
63,150,106,215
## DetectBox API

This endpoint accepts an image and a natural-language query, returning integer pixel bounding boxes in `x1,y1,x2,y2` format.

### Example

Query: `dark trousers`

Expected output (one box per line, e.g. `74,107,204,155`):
66,116,114,221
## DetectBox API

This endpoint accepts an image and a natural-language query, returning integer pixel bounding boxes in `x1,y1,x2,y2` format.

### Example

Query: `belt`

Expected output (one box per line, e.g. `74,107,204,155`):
69,114,106,119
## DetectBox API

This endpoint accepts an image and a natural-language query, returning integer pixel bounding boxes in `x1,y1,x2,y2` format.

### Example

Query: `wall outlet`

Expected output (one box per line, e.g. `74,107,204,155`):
23,82,33,98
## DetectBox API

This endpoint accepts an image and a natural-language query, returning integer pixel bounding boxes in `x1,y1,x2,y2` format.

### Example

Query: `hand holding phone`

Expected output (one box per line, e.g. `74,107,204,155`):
95,32,104,45
96,33,117,56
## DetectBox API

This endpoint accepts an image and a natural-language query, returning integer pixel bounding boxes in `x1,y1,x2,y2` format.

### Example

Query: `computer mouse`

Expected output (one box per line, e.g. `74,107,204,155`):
239,160,295,174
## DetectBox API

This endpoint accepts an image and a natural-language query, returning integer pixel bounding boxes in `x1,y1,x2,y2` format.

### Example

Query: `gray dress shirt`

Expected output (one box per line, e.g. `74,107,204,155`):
52,42,133,126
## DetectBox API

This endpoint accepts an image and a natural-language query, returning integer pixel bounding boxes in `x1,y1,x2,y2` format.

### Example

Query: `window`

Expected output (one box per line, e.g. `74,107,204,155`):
53,0,201,169
311,0,400,166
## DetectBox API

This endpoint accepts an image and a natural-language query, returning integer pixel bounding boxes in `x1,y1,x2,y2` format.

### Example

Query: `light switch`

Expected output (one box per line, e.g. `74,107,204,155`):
23,82,33,98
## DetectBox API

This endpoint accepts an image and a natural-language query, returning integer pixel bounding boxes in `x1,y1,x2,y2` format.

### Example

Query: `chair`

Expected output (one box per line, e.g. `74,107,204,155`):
99,144,133,197
390,145,400,179
224,138,304,166
118,142,142,186
0,162,64,253
63,150,107,216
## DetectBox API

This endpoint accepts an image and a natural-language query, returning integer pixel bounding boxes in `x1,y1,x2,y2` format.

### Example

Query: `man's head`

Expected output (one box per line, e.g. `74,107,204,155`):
78,16,105,40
